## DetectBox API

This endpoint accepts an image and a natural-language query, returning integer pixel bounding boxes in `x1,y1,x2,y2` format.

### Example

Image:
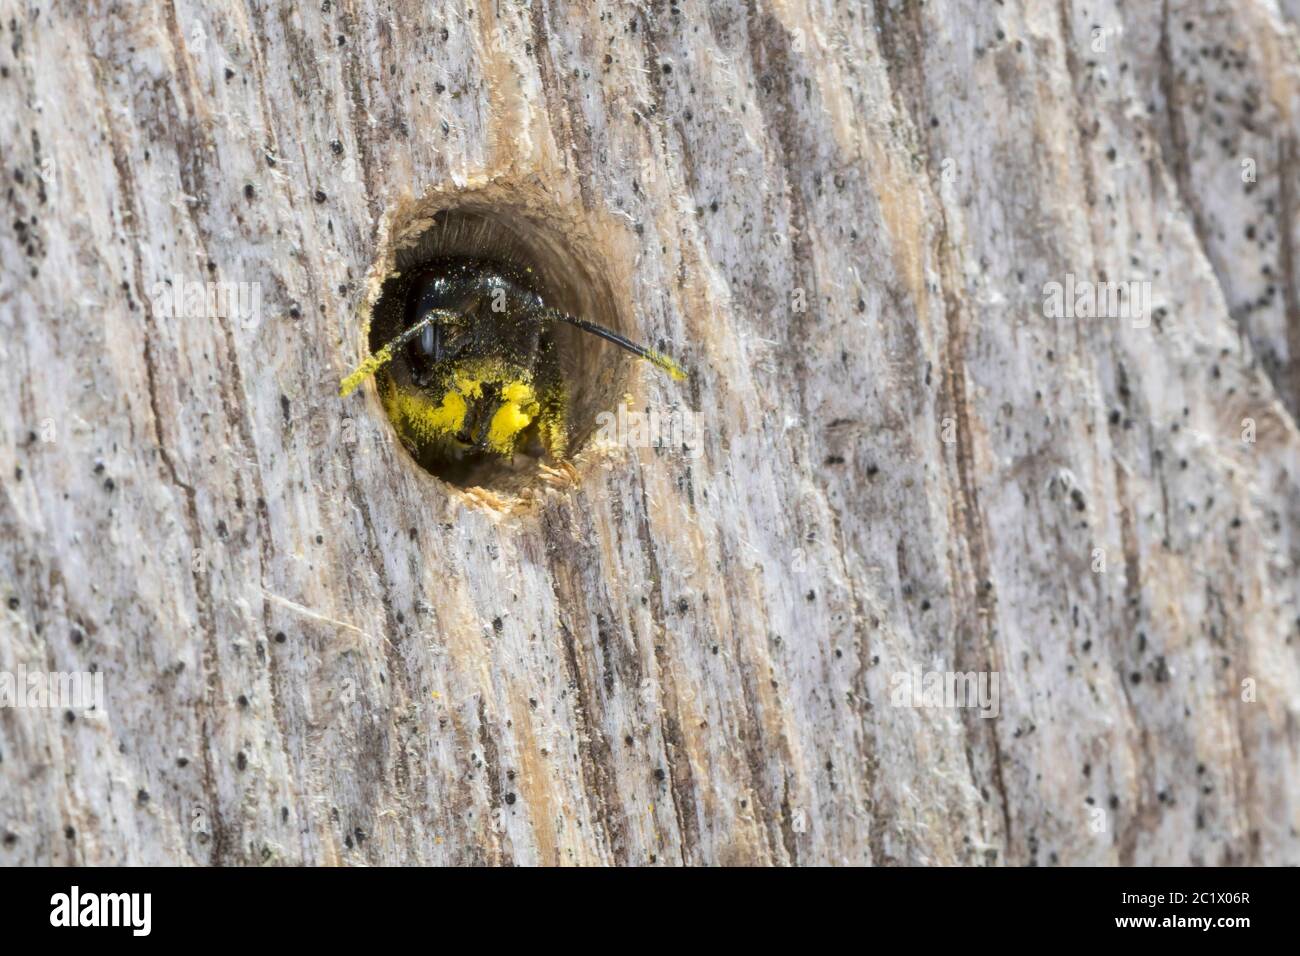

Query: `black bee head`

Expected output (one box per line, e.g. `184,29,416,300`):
342,236,683,480
400,258,545,389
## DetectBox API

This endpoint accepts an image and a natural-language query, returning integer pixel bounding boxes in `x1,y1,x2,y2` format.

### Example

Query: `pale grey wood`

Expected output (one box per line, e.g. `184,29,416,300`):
1,0,1298,865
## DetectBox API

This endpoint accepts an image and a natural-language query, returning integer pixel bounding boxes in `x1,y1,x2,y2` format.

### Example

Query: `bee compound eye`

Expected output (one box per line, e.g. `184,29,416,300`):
417,322,438,359
400,314,439,379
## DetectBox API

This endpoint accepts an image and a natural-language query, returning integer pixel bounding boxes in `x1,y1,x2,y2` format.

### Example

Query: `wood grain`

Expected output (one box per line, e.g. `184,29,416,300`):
1,0,1298,865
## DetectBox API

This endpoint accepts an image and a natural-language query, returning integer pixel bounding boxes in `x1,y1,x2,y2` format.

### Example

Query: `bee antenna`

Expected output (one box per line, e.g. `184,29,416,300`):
339,309,459,397
541,309,686,381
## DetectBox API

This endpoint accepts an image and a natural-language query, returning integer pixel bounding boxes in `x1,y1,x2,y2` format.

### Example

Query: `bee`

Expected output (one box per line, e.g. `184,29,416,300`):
340,247,684,481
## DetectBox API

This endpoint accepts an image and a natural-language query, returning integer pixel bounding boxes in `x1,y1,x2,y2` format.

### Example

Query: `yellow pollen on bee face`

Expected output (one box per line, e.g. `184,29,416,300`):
382,386,469,442
500,381,533,405
487,379,539,453
453,373,484,399
382,364,542,455
427,389,469,432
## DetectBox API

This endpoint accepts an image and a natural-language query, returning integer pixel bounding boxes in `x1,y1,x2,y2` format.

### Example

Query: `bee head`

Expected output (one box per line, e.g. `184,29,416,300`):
388,266,545,456
342,253,682,471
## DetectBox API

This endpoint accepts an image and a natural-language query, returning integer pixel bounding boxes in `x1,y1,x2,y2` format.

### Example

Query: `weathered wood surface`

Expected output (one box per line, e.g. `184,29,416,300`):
1,0,1298,865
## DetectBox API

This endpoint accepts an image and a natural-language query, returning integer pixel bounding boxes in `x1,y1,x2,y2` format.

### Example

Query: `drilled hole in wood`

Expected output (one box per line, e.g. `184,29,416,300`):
357,202,632,492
